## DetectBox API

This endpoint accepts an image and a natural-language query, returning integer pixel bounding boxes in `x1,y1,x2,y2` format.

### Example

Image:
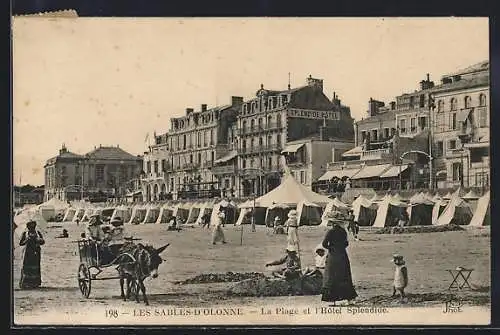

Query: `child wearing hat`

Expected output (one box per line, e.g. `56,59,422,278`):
392,254,408,301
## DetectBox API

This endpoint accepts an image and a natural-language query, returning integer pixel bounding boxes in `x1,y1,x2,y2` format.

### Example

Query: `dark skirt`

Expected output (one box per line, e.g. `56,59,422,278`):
321,249,357,302
19,246,42,289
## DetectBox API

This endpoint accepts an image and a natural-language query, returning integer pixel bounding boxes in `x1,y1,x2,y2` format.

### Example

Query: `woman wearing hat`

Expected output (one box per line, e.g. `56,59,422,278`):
19,220,45,289
285,210,299,252
320,217,357,305
211,211,227,245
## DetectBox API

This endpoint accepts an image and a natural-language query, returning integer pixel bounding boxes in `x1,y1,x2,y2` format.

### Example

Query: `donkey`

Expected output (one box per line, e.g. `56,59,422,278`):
118,243,169,306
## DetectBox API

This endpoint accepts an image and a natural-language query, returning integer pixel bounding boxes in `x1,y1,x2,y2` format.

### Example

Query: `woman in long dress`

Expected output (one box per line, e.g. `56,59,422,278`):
285,210,299,252
321,219,357,305
19,220,45,289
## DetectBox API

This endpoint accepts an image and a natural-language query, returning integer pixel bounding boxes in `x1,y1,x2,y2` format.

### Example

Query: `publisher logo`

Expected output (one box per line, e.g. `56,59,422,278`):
443,298,464,313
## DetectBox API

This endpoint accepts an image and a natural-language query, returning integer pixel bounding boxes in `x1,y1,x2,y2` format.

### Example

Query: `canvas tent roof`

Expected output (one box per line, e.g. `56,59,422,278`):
436,189,472,226
39,197,69,210
342,146,363,157
469,191,490,226
255,173,331,207
463,190,480,200
281,143,305,154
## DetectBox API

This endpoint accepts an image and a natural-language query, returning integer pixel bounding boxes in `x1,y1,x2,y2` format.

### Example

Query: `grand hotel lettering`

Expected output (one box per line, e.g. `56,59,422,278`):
287,109,340,120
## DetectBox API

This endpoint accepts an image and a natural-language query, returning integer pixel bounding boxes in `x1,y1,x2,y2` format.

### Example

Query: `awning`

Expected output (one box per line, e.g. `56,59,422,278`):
379,164,409,178
351,164,392,180
318,167,362,181
464,142,489,149
342,146,363,157
457,109,472,123
281,143,305,154
214,151,238,164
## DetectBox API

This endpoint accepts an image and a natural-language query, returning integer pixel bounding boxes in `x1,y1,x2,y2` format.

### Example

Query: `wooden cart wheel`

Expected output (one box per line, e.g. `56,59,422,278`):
78,263,92,298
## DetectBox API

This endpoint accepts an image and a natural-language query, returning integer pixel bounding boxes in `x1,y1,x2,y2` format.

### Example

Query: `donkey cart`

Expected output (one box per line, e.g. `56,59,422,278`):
75,239,140,298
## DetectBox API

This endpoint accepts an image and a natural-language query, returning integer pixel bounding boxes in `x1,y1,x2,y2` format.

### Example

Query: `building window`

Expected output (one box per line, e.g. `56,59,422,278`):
258,118,263,130
211,151,215,163
300,171,305,184
146,162,151,174
153,161,158,173
419,116,427,130
259,137,263,148
479,108,488,127
435,141,444,157
242,121,247,134
267,135,272,147
96,165,105,182
464,96,471,109
372,129,378,141
197,132,202,147
391,128,396,137
260,158,264,168
161,159,167,172
242,139,246,151
400,119,406,133
210,130,214,145
450,98,457,111
479,93,487,106
448,139,456,150
276,114,281,127
242,160,246,169
250,119,255,130
475,172,489,187
282,95,288,105
189,154,193,164
268,157,272,168
384,128,389,139
183,135,187,150
361,131,366,142
452,162,462,182
419,94,425,108
250,159,254,168
198,153,202,165
409,96,415,109
410,118,416,132
437,100,444,113
251,138,255,149
451,113,457,130
276,134,281,146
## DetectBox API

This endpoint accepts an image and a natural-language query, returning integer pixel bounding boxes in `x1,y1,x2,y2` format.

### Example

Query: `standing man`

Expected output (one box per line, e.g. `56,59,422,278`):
211,211,227,245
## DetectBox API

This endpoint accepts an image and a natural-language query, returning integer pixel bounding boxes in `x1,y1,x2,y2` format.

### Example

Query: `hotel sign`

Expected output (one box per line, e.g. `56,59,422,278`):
287,109,340,120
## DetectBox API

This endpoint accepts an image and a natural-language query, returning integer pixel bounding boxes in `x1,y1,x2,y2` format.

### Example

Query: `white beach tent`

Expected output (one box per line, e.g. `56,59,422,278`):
407,193,434,226
431,196,448,225
254,173,331,208
469,191,490,226
195,201,215,225
37,197,69,221
142,204,161,224
128,204,148,224
186,202,203,224
351,195,378,226
372,196,407,228
156,203,175,224
435,189,473,226
462,190,481,213
110,204,132,223
320,197,349,227
14,207,48,243
296,200,323,226
62,207,77,222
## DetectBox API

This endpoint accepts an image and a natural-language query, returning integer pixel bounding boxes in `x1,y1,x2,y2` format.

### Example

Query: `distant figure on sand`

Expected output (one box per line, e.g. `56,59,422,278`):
168,217,181,231
321,218,357,305
19,220,45,289
265,247,301,280
347,210,359,241
391,254,408,302
211,211,227,245
56,229,69,238
201,212,211,229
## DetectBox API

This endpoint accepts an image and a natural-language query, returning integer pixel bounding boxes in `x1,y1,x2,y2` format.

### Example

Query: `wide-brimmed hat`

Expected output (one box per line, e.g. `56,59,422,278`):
26,220,37,228
286,247,297,253
391,254,405,263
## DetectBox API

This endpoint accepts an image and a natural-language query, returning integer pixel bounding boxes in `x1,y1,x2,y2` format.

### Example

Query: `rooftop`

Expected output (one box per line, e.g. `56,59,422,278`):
444,60,489,78
86,145,141,161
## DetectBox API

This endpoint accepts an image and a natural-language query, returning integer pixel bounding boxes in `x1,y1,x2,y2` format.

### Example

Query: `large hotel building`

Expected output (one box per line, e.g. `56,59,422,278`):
142,75,355,200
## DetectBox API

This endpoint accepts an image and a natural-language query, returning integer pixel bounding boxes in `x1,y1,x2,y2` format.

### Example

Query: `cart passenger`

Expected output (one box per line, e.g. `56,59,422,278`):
85,214,104,241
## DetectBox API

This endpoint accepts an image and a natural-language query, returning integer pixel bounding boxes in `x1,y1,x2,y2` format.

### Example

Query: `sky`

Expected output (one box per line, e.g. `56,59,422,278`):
12,17,489,186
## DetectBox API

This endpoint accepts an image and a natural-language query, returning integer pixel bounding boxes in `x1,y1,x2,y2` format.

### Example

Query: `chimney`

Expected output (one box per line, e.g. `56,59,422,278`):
390,101,396,110
231,96,244,106
186,108,194,116
420,73,435,90
201,104,207,112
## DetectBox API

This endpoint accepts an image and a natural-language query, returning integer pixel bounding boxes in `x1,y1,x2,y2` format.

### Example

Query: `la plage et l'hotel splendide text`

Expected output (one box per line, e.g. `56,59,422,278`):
132,306,389,317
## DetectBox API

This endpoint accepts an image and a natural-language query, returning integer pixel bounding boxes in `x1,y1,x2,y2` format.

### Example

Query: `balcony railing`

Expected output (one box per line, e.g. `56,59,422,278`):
238,144,283,154
360,148,392,160
211,165,236,175
238,122,284,135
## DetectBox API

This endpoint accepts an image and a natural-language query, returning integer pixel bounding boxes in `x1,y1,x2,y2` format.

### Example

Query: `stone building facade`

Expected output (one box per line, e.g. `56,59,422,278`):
431,61,489,189
44,144,143,201
232,76,354,197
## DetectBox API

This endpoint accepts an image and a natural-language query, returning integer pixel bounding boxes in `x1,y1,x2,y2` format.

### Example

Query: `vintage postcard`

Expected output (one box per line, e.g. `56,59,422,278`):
12,16,490,326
